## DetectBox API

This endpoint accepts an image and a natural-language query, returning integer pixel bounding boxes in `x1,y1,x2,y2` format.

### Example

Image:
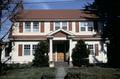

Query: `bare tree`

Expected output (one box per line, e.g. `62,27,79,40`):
0,0,23,73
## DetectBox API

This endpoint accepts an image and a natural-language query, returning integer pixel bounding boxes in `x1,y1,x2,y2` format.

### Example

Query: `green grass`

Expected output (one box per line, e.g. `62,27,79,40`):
0,67,56,79
1,67,120,79
66,67,120,79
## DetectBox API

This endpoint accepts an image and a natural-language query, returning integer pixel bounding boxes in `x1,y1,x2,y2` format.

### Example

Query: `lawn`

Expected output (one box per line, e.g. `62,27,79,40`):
66,67,120,79
0,67,56,79
0,67,120,79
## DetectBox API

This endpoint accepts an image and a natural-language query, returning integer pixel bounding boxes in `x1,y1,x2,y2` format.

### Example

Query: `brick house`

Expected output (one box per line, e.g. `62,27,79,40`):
4,10,107,67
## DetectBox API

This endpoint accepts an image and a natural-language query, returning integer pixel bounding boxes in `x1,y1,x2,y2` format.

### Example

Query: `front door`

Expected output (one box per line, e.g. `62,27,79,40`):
57,52,64,62
53,41,69,62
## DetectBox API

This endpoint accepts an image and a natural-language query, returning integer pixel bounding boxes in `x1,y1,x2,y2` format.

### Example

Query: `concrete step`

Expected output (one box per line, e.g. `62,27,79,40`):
54,62,69,67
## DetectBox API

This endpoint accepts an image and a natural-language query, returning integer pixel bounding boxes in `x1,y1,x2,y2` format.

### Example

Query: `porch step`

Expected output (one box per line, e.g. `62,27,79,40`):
54,62,69,67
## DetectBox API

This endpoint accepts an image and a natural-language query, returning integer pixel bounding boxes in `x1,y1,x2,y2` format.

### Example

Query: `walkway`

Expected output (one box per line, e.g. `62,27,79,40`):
55,67,67,79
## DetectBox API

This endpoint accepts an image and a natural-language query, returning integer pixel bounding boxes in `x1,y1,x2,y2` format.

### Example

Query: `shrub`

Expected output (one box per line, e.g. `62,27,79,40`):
32,41,49,67
72,40,90,67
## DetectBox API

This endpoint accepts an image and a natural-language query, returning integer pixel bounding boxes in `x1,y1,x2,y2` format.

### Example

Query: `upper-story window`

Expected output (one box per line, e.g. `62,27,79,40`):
62,22,67,30
55,22,67,30
55,22,60,30
80,21,93,32
25,22,31,32
33,22,39,32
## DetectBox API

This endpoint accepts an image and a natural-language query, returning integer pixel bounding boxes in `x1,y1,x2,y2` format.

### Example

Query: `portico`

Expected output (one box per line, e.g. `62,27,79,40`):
47,29,75,67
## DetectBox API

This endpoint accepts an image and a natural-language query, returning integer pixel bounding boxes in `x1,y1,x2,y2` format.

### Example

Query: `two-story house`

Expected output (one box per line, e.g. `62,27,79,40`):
5,10,107,67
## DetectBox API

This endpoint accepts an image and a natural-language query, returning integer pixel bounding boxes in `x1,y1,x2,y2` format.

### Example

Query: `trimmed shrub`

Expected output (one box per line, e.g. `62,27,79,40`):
32,41,49,67
72,40,90,67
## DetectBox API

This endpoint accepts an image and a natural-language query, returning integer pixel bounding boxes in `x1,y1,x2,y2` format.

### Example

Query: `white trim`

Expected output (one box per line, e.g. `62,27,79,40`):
54,22,68,31
79,21,94,32
23,22,40,33
32,22,40,32
47,29,74,36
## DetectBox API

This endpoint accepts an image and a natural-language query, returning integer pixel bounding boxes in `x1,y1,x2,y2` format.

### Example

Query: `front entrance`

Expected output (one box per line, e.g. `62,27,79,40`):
57,53,64,62
53,40,69,62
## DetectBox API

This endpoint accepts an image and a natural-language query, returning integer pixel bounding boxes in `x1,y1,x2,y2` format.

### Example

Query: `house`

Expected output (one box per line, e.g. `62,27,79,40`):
4,10,107,67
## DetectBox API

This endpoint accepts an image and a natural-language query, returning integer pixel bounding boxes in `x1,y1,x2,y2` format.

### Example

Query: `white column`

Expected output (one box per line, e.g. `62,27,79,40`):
49,39,54,67
69,39,73,67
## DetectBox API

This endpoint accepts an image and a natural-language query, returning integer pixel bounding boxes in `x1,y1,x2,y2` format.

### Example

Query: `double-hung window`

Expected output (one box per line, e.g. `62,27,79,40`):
24,45,30,55
62,22,67,30
55,22,60,30
55,22,67,30
81,22,87,31
88,22,93,31
88,44,94,55
80,21,93,32
33,22,39,32
25,22,31,32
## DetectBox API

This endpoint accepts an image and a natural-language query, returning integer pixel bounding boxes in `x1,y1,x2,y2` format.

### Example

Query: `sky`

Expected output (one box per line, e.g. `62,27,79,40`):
0,0,94,41
24,0,94,9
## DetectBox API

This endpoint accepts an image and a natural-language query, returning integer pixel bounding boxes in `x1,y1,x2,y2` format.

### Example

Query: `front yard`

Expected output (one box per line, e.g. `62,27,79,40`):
66,67,120,79
0,67,55,79
0,67,120,79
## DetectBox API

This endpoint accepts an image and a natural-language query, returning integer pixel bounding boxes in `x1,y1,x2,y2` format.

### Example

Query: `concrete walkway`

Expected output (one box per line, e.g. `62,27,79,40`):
55,67,67,79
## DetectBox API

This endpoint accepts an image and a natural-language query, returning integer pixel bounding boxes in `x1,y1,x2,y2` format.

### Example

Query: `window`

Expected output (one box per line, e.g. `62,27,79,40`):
33,22,39,32
80,22,93,31
55,22,68,30
88,44,94,55
24,45,30,55
32,45,37,55
25,22,31,32
62,22,67,30
81,22,87,31
55,22,60,30
88,22,93,31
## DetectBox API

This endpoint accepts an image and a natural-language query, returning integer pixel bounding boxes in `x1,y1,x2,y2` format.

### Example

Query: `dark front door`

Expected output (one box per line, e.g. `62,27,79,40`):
53,41,69,62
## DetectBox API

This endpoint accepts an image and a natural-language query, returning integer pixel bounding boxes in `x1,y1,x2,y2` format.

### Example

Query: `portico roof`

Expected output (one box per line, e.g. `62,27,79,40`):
47,29,75,38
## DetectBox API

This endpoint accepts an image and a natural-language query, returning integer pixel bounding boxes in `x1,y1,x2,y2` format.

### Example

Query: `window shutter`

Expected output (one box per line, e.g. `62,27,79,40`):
41,22,44,32
69,22,72,31
94,21,98,32
18,44,22,56
76,22,79,32
50,22,53,31
19,22,23,33
95,44,99,56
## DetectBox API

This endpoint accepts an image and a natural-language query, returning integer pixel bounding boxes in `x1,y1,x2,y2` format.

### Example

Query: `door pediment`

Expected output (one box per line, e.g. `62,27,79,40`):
47,29,75,38
53,31,68,37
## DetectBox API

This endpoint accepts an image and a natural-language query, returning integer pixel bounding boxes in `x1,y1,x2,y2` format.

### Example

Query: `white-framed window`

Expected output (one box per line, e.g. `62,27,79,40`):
32,45,37,55
25,22,31,32
24,45,30,55
87,44,95,55
33,22,39,32
62,22,67,30
55,22,68,30
80,21,93,32
55,22,60,30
